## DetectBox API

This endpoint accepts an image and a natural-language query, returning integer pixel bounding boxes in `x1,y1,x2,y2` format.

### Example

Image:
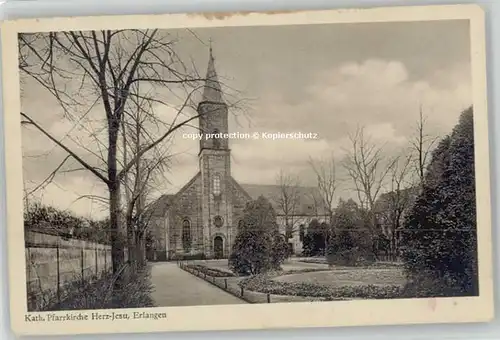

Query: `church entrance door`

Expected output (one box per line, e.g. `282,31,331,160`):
213,236,224,259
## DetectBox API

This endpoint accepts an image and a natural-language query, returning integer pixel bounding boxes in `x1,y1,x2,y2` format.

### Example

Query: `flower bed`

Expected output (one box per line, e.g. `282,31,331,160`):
239,275,404,300
276,268,406,286
185,264,235,277
282,268,330,275
185,263,326,278
370,262,403,268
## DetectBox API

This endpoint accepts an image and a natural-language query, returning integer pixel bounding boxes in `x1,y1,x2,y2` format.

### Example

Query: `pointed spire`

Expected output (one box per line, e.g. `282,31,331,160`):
202,41,224,103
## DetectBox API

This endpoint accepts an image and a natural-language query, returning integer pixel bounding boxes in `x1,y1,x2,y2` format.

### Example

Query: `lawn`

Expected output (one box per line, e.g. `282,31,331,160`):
187,258,407,301
274,267,407,288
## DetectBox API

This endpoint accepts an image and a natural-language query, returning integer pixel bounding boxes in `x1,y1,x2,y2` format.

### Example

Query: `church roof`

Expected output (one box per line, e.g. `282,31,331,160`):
239,183,329,216
146,182,328,218
147,194,175,217
202,46,224,104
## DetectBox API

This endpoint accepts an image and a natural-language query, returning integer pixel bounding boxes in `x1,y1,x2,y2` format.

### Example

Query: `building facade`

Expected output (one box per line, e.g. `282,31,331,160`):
147,48,327,261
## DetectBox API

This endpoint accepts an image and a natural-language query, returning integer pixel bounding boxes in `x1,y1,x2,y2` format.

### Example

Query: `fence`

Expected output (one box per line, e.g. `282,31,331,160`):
376,254,402,263
177,261,324,304
25,231,128,311
177,261,272,304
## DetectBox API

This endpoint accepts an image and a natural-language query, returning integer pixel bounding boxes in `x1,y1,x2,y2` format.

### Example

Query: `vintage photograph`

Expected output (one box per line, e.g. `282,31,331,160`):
2,4,493,336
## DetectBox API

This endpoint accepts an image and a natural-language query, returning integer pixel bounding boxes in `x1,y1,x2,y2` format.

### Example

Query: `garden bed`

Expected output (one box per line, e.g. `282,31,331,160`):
180,263,329,303
239,274,404,300
181,262,405,302
185,264,236,277
283,268,331,275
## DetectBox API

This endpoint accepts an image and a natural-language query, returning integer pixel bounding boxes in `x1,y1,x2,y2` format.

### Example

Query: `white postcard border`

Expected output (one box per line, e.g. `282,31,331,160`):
1,4,493,336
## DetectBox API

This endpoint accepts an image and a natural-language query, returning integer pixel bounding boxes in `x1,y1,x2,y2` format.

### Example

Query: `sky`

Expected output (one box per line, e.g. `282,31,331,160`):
20,19,473,219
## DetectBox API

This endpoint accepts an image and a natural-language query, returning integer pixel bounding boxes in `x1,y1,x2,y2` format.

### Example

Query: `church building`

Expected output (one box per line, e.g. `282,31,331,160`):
147,47,327,261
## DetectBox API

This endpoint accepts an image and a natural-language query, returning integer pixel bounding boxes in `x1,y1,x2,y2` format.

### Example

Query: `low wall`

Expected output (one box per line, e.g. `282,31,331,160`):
25,231,128,311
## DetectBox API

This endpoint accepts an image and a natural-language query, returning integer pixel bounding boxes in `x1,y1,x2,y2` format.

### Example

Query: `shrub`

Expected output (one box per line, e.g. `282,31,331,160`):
24,201,111,244
327,199,374,266
270,233,289,269
401,107,478,297
229,228,275,275
228,250,253,276
42,266,155,311
327,248,358,266
302,219,327,256
401,274,469,298
229,196,286,275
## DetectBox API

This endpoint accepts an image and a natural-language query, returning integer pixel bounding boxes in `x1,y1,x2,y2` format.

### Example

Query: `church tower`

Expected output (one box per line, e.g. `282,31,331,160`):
198,46,233,259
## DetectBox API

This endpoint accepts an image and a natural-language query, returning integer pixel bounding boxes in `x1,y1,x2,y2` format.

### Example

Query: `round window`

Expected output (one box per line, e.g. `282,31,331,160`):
214,216,223,228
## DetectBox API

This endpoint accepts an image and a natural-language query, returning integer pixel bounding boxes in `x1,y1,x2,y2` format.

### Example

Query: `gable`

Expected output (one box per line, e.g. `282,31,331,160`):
229,177,253,201
147,172,201,217
146,194,174,218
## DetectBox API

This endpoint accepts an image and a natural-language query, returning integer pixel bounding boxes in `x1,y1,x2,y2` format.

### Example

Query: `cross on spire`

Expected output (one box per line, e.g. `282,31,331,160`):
202,39,223,103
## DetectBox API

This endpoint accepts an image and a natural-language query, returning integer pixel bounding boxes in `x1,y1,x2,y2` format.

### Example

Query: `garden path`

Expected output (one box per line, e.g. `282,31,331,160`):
150,262,246,307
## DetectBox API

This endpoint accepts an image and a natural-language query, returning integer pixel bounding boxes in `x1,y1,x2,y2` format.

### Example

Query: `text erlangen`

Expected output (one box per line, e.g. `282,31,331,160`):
24,311,167,322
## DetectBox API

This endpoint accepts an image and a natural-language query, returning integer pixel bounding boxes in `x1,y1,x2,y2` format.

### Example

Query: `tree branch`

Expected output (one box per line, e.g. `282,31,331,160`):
21,112,110,185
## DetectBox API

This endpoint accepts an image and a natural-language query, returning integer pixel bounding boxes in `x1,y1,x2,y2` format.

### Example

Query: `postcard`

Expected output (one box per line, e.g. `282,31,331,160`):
1,4,493,336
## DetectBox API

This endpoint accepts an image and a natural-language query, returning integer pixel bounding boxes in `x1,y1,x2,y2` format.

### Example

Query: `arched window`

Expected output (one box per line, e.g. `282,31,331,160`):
182,219,191,252
212,129,221,149
213,175,221,196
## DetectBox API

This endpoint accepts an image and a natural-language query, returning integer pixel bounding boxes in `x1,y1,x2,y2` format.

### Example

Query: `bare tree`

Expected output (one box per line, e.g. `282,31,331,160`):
19,30,244,292
120,83,173,270
378,150,415,260
342,126,394,212
410,105,439,187
308,153,337,226
342,126,396,257
275,169,302,246
308,154,337,250
307,189,320,216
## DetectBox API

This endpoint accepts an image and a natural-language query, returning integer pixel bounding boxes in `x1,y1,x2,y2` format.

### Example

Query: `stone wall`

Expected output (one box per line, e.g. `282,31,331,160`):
169,173,203,257
229,178,253,250
25,231,127,311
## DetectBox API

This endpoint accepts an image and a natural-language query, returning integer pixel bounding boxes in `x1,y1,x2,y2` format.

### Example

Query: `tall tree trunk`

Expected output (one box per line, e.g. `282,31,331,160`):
391,231,396,261
126,210,137,272
128,105,143,270
108,120,127,301
371,212,379,261
135,230,146,269
141,234,146,264
122,113,137,271
109,181,125,273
